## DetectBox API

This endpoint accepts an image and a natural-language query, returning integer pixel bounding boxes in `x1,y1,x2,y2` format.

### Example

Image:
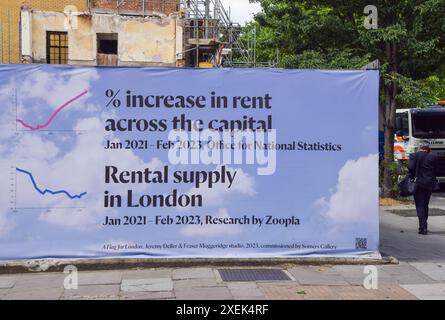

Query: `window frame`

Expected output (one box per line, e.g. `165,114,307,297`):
46,31,68,64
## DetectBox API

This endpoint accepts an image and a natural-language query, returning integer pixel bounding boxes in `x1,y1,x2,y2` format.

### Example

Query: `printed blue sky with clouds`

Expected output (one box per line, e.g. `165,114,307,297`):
0,65,379,260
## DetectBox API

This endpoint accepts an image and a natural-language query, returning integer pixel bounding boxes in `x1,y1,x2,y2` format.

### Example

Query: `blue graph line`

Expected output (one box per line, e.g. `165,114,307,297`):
16,168,87,200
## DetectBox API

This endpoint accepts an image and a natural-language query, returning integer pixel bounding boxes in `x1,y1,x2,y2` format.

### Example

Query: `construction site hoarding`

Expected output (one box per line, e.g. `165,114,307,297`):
0,64,379,260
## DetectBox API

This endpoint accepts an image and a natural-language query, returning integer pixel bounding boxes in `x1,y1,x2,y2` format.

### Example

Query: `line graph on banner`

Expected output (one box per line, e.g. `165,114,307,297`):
11,88,89,135
9,165,86,212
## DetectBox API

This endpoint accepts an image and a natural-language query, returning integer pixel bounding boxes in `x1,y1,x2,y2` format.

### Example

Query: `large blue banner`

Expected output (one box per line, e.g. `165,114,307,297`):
0,65,379,260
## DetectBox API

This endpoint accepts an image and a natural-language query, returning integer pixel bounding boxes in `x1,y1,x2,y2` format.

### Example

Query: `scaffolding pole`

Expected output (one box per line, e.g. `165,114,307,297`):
180,0,254,67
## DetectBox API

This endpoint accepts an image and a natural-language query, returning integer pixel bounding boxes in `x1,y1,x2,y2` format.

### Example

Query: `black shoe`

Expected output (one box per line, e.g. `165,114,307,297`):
419,229,428,235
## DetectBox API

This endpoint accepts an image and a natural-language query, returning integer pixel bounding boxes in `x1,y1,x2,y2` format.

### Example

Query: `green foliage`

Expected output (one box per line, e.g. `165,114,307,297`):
248,0,445,106
279,50,370,69
389,161,400,198
248,0,445,196
390,160,410,198
396,75,445,108
379,159,404,198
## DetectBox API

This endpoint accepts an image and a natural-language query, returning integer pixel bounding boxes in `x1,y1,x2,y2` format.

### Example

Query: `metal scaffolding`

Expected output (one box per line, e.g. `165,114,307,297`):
180,0,254,67
0,0,265,67
88,0,261,67
88,0,257,67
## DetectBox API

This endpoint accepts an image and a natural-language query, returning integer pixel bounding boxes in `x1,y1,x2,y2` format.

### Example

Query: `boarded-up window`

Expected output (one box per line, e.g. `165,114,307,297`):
97,33,118,54
47,32,68,64
97,33,118,66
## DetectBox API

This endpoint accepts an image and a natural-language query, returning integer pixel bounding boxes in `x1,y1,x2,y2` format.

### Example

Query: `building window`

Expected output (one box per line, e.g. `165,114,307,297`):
47,31,68,64
97,33,118,55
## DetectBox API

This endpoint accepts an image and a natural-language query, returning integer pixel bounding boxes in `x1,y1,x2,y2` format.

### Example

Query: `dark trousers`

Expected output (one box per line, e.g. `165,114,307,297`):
414,186,432,231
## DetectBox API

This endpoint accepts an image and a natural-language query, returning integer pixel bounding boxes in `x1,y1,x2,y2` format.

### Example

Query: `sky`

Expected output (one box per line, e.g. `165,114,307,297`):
221,0,263,25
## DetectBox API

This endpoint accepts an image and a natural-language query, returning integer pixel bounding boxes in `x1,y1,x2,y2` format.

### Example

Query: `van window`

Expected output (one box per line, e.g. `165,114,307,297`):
395,112,409,136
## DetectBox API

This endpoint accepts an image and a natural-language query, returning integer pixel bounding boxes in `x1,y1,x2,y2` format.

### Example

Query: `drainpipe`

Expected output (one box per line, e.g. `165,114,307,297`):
20,5,32,63
204,0,209,39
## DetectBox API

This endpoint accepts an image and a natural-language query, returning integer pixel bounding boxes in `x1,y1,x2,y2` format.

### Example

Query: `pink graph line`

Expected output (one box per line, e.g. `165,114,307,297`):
16,90,88,131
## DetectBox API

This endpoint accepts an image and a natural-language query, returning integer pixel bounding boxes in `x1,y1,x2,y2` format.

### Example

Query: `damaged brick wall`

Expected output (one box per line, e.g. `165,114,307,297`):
91,0,179,15
1,0,87,63
29,10,183,66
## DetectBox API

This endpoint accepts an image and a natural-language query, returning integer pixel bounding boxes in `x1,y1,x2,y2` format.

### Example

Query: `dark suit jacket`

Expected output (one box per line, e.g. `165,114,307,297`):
408,151,439,191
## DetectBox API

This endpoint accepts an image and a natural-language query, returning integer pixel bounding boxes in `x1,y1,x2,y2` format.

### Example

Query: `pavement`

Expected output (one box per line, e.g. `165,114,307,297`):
0,193,444,300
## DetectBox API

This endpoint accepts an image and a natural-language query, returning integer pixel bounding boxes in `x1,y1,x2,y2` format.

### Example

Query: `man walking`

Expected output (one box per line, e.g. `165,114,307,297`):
408,141,439,235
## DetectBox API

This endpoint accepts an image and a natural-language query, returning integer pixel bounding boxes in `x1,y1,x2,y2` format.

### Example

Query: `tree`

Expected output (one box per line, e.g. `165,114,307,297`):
250,0,445,196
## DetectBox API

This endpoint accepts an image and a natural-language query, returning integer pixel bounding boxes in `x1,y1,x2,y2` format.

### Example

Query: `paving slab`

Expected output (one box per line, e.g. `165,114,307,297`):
409,262,445,281
122,269,172,280
379,262,419,275
233,296,267,300
11,273,66,290
229,289,266,299
258,283,303,300
120,291,175,300
331,286,379,300
226,282,265,299
173,278,223,289
290,286,341,300
1,287,63,300
259,283,339,300
332,265,368,278
173,268,215,280
0,289,10,297
174,286,233,300
61,284,120,300
342,277,367,286
259,283,416,300
287,267,349,286
401,284,445,300
332,266,399,286
332,266,370,286
226,282,259,290
375,285,418,300
0,276,16,289
77,271,123,286
376,277,400,285
121,278,173,292
378,263,433,284
61,295,119,300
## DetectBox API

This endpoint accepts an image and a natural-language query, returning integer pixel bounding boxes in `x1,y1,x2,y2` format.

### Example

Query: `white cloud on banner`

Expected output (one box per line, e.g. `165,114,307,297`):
317,154,379,223
18,68,99,109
